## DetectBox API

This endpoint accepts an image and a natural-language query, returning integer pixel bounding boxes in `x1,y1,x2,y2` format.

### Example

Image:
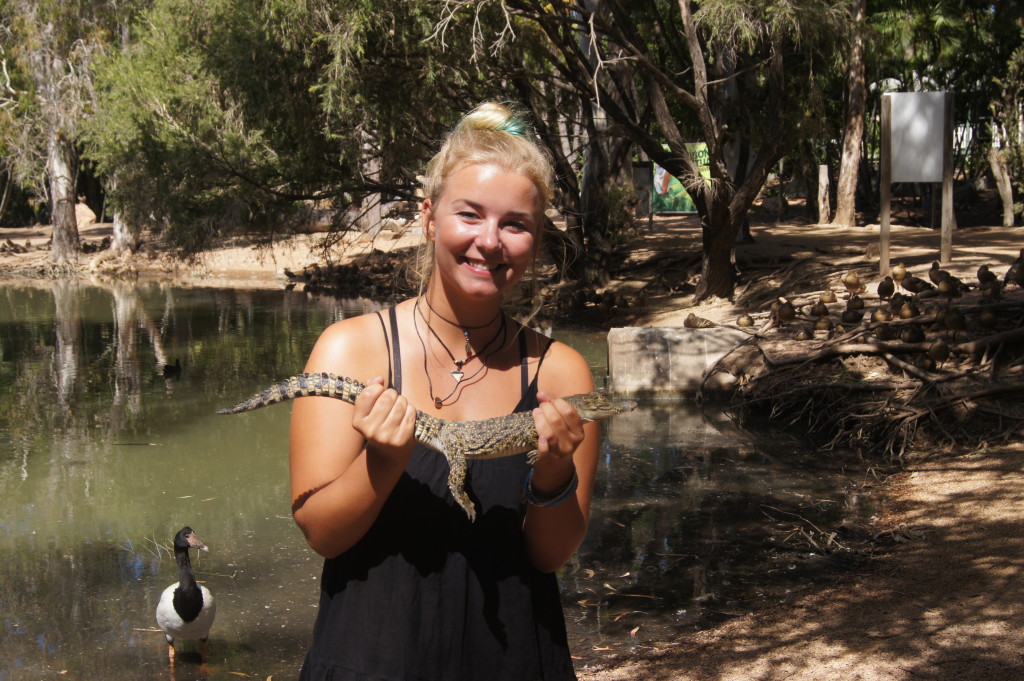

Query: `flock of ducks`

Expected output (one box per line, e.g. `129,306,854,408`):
739,249,1024,370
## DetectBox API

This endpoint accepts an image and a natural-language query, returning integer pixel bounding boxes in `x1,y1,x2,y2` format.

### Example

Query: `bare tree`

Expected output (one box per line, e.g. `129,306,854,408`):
0,2,104,270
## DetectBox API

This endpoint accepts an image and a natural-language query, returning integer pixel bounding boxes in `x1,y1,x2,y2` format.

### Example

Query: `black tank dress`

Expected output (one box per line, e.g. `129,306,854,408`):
297,308,576,681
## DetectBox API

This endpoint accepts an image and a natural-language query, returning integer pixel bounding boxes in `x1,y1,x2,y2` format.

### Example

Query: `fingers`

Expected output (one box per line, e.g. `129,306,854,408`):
353,378,417,462
533,391,585,462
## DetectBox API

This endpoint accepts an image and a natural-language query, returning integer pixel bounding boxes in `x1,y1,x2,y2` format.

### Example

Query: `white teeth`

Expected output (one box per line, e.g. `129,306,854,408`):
466,259,498,271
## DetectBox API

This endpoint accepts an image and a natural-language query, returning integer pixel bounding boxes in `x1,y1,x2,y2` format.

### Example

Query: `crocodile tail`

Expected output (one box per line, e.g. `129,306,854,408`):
216,373,365,414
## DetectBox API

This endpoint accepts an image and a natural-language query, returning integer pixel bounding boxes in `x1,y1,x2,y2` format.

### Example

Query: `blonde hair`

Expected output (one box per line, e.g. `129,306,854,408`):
413,102,556,301
422,102,555,207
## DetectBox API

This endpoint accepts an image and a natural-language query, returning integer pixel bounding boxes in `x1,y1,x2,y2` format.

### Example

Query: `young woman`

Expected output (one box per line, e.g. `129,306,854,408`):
290,102,599,680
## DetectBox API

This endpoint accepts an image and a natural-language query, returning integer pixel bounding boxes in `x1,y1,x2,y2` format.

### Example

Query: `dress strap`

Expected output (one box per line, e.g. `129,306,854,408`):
388,306,403,392
374,311,393,389
374,308,403,391
519,329,554,395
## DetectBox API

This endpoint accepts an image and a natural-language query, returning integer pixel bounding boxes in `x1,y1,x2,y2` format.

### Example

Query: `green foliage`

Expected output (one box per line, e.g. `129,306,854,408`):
695,0,846,148
86,0,324,251
0,0,1020,269
865,1,1024,177
85,0,485,253
698,0,846,52
591,183,640,248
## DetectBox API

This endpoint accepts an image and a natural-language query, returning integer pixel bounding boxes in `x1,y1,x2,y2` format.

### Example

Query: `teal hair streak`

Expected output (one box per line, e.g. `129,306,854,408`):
497,117,528,137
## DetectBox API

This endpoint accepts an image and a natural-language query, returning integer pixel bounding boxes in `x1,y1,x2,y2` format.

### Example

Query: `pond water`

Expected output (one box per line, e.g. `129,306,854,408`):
0,281,870,680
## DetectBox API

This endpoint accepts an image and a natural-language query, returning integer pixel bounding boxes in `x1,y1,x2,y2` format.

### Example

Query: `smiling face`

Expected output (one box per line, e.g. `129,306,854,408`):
423,163,542,303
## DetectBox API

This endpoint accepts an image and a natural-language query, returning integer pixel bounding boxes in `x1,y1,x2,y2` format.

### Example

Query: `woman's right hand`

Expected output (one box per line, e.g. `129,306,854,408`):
351,377,418,466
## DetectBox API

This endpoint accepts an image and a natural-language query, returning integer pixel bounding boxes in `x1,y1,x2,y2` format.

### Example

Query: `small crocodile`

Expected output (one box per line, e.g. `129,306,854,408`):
218,372,637,520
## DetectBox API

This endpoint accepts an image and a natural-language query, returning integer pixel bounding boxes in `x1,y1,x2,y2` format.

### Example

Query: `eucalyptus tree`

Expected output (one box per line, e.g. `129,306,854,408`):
0,0,118,269
87,0,497,256
830,0,866,227
990,24,1023,226
436,0,848,300
983,3,1024,226
89,0,345,255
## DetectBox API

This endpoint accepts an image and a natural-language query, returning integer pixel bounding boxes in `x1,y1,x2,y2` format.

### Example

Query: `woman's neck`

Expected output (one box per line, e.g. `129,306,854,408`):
421,287,503,331
415,293,508,370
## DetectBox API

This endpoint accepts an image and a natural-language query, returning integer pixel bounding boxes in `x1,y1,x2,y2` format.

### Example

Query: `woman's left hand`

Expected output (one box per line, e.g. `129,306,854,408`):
529,391,585,491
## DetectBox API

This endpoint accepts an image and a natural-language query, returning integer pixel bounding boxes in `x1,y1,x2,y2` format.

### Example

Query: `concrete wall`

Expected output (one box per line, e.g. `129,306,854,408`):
606,326,749,398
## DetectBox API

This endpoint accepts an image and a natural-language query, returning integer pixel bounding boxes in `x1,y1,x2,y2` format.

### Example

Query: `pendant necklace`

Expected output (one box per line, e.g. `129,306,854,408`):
417,297,503,383
413,298,507,408
421,296,501,358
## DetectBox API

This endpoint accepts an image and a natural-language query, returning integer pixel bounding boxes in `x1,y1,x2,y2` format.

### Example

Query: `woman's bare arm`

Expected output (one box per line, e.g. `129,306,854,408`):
289,316,417,558
522,341,600,573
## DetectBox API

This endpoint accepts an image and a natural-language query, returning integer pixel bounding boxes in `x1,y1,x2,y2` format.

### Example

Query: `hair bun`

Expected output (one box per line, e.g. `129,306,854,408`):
422,100,554,210
455,102,531,138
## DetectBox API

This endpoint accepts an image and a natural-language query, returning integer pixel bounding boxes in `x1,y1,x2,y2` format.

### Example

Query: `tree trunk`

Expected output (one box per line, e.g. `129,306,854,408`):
110,209,139,254
0,170,13,221
989,146,1016,228
108,178,140,255
47,130,80,268
573,115,611,286
818,164,831,223
694,215,738,300
831,0,866,227
727,137,755,244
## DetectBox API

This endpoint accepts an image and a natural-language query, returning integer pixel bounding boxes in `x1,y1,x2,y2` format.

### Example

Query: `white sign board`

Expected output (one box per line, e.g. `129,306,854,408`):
888,92,947,183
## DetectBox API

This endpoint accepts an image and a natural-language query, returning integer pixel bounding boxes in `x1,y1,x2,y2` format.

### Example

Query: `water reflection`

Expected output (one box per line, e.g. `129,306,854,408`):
0,281,367,680
567,407,863,666
0,281,867,679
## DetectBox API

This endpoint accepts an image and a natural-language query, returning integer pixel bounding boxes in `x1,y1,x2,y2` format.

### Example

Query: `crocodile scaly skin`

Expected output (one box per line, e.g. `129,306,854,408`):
219,372,636,520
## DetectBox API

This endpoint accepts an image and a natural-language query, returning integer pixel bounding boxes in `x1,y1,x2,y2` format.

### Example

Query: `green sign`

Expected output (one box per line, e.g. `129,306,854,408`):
652,143,710,214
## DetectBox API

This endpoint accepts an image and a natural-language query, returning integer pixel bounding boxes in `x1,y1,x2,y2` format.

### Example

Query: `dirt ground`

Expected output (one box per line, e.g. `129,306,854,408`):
3,215,1024,680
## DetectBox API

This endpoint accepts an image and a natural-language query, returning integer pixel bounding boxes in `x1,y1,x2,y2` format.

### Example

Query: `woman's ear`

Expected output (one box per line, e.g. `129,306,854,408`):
421,199,435,242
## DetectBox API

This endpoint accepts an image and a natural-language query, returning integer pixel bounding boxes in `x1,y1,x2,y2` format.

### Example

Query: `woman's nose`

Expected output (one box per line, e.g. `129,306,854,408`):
475,220,501,250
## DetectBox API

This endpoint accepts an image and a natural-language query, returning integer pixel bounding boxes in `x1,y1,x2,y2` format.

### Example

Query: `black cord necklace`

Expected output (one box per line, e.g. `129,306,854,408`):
421,295,501,356
415,297,505,381
413,298,507,408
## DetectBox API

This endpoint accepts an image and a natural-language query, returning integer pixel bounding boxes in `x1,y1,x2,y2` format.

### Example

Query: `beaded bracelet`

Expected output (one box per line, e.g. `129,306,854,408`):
523,467,579,508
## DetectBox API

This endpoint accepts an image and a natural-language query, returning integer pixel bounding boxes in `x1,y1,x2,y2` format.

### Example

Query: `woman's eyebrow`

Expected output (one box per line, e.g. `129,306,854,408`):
452,199,534,221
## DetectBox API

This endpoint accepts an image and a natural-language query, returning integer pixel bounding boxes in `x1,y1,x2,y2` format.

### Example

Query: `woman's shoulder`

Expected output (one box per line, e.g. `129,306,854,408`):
318,299,416,342
525,328,594,396
316,309,385,348
305,305,401,379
